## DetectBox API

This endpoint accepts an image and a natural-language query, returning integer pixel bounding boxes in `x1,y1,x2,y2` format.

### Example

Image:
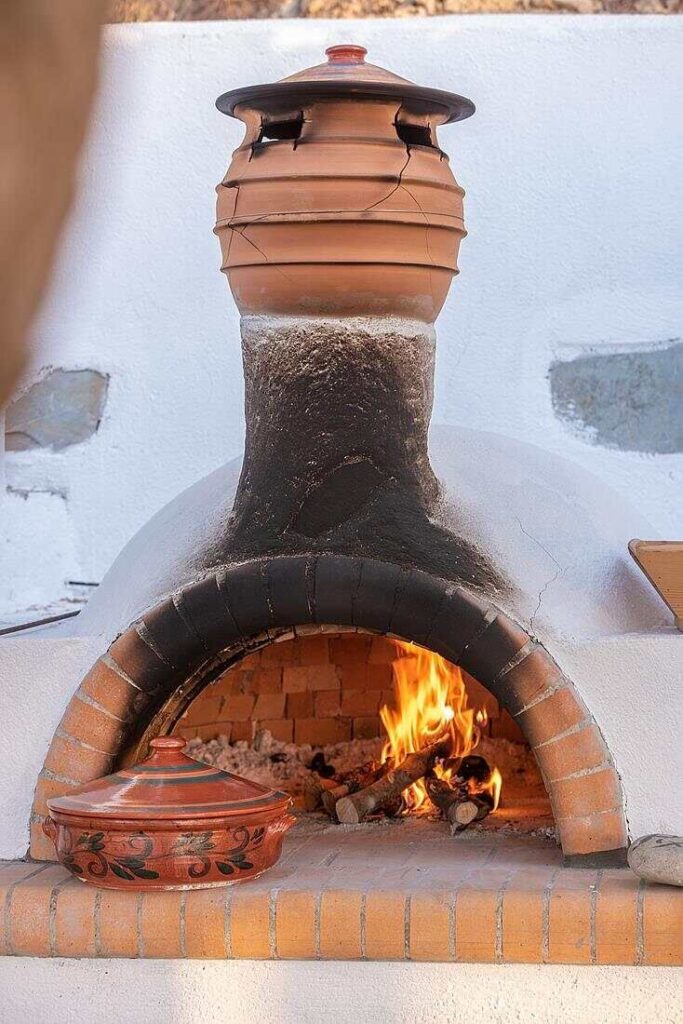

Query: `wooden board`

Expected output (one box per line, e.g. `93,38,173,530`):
629,540,683,631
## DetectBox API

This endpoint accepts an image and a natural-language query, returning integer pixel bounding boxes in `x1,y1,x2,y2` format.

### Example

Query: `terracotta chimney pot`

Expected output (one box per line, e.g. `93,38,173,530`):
215,47,474,323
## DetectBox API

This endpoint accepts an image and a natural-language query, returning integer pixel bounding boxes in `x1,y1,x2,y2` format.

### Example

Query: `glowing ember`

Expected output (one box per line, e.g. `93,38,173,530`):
380,641,502,814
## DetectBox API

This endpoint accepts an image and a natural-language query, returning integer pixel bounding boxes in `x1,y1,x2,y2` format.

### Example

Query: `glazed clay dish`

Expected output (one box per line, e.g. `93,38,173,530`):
43,737,294,890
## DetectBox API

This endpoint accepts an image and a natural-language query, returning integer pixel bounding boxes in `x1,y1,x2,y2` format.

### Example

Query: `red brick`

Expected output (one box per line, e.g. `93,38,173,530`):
239,652,261,670
341,689,380,716
535,724,609,782
643,885,683,965
338,665,393,689
261,642,295,667
516,687,588,747
369,636,400,664
231,891,270,958
140,891,183,957
54,881,98,957
248,668,283,694
559,810,628,858
230,722,254,743
259,719,294,742
60,697,125,754
328,635,372,666
353,716,382,739
9,865,67,956
365,892,406,959
410,892,451,960
298,636,330,665
194,724,223,742
286,691,315,718
187,694,223,725
222,694,255,721
595,872,638,965
253,693,286,720
552,767,621,820
79,661,139,720
319,891,362,958
283,665,339,692
294,718,352,746
315,691,341,717
98,889,139,957
43,733,114,783
185,888,228,958
276,891,316,958
455,889,496,962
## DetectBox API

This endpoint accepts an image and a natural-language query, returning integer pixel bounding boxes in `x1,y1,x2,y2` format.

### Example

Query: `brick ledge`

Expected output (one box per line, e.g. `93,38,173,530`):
2,828,680,964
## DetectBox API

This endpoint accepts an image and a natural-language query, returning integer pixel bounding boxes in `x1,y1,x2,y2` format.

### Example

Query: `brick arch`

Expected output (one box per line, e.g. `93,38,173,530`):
32,554,627,864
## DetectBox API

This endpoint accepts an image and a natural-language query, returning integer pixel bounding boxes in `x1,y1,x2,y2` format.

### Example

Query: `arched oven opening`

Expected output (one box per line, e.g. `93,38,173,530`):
140,628,552,840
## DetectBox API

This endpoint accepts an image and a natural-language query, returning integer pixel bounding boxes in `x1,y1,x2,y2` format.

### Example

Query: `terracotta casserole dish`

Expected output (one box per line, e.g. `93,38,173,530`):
43,737,294,890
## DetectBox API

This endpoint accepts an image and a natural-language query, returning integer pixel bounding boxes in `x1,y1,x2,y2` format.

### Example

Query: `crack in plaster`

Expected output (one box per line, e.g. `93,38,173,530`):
515,516,566,633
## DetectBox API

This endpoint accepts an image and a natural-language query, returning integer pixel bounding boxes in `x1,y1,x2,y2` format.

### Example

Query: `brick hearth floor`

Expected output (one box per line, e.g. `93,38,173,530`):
1,821,680,963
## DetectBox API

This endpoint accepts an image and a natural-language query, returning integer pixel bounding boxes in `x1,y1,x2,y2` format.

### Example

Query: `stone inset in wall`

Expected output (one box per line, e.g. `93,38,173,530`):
5,369,109,451
549,340,683,454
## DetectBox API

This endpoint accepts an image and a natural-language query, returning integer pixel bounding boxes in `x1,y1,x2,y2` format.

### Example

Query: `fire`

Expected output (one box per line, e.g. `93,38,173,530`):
379,641,502,815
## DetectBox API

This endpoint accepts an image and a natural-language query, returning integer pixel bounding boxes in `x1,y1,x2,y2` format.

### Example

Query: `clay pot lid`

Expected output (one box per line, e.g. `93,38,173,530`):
46,737,291,822
216,44,474,125
281,44,411,86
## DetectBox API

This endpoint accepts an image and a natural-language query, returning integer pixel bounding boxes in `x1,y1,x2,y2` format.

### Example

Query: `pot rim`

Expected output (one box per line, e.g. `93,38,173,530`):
45,805,294,832
216,80,475,125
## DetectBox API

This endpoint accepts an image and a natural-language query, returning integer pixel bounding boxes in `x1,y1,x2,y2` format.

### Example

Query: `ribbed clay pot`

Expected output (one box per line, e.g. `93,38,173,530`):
215,45,474,323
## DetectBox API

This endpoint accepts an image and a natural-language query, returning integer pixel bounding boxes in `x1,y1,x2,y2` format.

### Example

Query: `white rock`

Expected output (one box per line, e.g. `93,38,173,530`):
628,835,683,887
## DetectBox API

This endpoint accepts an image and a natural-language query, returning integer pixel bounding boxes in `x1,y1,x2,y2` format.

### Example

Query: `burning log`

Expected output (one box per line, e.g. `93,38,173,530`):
425,753,498,833
335,738,451,824
424,774,492,832
321,763,385,817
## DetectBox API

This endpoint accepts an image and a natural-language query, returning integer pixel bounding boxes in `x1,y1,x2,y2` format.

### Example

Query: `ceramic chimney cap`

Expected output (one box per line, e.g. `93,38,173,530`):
216,44,475,124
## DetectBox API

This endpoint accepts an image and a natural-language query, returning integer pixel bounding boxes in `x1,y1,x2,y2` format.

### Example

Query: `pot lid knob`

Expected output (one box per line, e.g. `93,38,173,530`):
149,736,186,751
325,44,367,65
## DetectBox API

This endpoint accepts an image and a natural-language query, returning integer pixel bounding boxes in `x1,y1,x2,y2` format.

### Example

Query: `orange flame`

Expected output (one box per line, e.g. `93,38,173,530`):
380,641,502,814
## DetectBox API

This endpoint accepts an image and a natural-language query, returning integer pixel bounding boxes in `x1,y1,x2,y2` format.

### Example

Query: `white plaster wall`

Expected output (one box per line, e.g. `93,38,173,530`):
1,16,681,617
0,636,104,859
1,960,681,1024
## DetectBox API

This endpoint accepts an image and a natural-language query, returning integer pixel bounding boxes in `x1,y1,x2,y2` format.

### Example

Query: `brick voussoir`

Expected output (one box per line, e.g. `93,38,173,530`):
142,596,207,670
313,554,363,626
109,627,171,693
352,559,404,633
458,611,531,685
425,586,493,664
267,555,315,626
388,567,446,644
220,561,275,638
178,574,242,653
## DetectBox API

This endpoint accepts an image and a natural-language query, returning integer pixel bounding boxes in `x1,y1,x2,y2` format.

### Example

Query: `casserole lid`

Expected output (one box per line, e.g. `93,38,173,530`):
216,44,474,125
47,737,291,822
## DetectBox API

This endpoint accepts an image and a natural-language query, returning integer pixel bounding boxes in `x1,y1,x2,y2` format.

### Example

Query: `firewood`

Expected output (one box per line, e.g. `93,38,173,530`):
321,783,350,817
335,738,451,824
425,773,492,833
425,773,468,815
303,773,337,812
322,764,385,817
448,797,490,832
